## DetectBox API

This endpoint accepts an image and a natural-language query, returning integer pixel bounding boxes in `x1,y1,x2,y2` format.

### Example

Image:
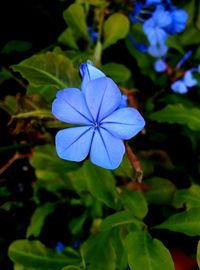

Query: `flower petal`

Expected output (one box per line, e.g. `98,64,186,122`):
166,9,188,34
153,5,172,28
148,43,168,57
52,88,93,124
84,77,122,122
119,95,128,108
80,62,105,92
145,0,162,6
55,127,94,162
171,80,188,94
101,108,145,139
154,59,167,72
90,128,125,170
184,71,197,87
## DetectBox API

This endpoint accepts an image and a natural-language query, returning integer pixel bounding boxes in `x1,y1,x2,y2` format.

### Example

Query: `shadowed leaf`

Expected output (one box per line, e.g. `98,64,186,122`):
149,104,200,131
9,240,81,270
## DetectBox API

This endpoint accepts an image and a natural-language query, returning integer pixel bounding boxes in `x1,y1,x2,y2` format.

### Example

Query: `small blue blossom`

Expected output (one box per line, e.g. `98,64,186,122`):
143,5,172,46
154,58,167,72
88,26,98,43
71,239,81,249
148,42,168,57
56,241,65,252
52,62,145,170
165,7,188,34
171,70,197,94
129,1,188,60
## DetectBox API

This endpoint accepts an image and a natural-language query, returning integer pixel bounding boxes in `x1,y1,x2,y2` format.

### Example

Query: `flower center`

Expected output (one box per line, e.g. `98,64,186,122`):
93,121,100,129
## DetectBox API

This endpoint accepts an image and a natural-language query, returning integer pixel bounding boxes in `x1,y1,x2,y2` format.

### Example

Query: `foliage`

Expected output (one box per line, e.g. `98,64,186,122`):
1,0,200,269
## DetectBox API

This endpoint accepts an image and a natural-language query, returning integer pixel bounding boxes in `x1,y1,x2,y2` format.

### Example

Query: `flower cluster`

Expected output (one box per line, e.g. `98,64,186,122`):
154,51,200,94
52,62,145,170
129,0,188,58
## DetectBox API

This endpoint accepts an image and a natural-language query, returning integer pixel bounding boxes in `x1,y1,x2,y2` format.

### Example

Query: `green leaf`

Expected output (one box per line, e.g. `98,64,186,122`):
30,145,79,193
26,85,58,104
183,0,195,26
8,240,81,270
31,145,79,173
82,231,116,270
0,186,11,197
179,27,200,46
58,28,79,49
0,95,17,115
149,104,200,131
2,40,32,54
101,211,144,231
121,189,148,219
125,35,156,82
154,207,200,236
69,161,118,209
63,4,90,41
173,184,200,209
12,52,79,102
197,240,200,269
125,231,175,270
0,67,13,84
26,202,57,238
101,63,131,83
69,211,88,235
196,2,200,30
166,35,185,54
144,177,176,205
114,154,133,178
77,0,108,7
61,267,81,270
110,228,128,270
84,162,118,209
103,13,130,49
130,23,148,45
14,264,37,270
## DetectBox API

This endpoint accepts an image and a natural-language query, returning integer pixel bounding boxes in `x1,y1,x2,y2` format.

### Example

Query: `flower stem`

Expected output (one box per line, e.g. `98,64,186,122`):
125,142,143,182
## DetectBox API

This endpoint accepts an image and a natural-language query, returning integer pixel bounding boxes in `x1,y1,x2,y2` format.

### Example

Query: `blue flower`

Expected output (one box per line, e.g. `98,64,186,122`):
143,5,172,46
129,2,143,24
145,0,162,6
79,61,105,92
88,26,98,43
56,241,65,252
52,62,145,170
165,7,188,34
148,42,168,57
154,58,167,72
171,70,197,94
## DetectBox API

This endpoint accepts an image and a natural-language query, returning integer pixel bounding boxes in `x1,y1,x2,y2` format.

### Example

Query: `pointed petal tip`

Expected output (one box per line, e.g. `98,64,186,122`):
80,61,105,92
